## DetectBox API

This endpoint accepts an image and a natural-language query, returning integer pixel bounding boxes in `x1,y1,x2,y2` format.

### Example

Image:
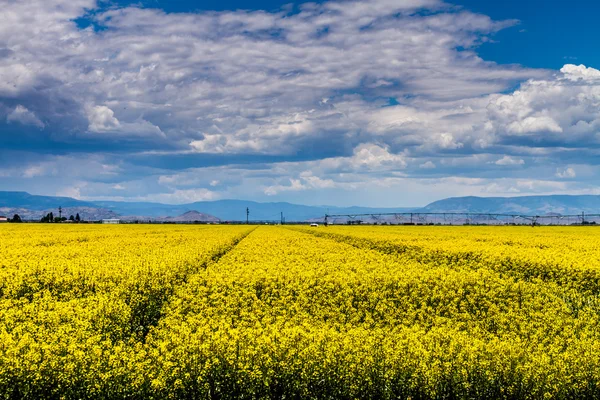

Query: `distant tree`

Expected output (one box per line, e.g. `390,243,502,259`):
75,213,81,222
40,213,52,223
49,212,54,222
10,214,22,223
69,215,75,222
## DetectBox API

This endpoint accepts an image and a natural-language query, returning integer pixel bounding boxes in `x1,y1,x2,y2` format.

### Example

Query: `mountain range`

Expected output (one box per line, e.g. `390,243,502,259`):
421,195,600,215
2,191,600,222
0,191,413,221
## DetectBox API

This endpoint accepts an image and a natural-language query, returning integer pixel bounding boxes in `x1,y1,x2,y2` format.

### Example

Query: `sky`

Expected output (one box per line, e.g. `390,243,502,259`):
1,0,600,207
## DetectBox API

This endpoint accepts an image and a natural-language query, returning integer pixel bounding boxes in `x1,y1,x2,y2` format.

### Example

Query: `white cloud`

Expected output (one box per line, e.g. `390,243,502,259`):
555,167,576,179
87,105,164,137
141,188,217,204
264,179,307,196
486,64,600,146
507,116,562,134
23,164,52,178
88,106,120,133
351,143,407,170
4,0,600,205
14,155,122,180
560,64,600,81
56,185,86,199
0,0,540,156
264,169,349,195
495,155,524,166
7,105,44,128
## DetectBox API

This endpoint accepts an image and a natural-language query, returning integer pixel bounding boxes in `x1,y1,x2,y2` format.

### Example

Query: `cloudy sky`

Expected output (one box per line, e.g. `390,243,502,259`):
2,0,600,207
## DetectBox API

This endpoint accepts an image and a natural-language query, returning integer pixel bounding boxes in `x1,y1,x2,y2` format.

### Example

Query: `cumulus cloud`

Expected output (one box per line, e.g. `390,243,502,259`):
555,167,576,179
141,188,217,204
86,105,164,138
7,105,44,128
0,0,538,152
560,64,600,81
495,155,525,166
351,143,407,170
419,161,436,169
507,116,562,134
486,65,600,147
2,0,600,205
87,106,120,133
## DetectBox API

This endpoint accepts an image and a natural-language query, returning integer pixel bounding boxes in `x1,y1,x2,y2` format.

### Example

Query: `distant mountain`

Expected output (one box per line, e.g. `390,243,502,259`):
0,191,414,221
0,191,95,210
421,195,600,215
5,191,600,222
160,210,220,223
92,199,414,221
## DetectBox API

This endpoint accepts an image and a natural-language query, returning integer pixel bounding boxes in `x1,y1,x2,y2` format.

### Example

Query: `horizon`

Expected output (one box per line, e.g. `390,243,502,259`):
2,0,600,205
5,189,600,209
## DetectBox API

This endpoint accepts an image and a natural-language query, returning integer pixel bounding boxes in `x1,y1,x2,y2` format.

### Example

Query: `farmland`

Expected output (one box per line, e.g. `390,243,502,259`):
1,225,599,399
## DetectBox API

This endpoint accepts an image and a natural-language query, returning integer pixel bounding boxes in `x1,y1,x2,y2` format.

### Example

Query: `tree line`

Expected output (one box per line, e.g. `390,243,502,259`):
40,213,82,223
6,214,22,223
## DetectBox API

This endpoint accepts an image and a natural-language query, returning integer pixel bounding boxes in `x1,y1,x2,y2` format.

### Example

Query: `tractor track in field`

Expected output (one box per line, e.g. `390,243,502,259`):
129,226,257,342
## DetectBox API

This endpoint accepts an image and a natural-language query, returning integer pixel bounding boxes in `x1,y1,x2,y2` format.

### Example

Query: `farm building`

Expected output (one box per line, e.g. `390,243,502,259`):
102,219,121,224
0,216,7,223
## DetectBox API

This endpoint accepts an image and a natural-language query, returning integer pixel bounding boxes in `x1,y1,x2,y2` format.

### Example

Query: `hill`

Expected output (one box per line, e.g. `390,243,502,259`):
77,199,414,221
0,191,414,221
422,195,600,215
5,191,600,221
0,191,95,210
159,211,220,223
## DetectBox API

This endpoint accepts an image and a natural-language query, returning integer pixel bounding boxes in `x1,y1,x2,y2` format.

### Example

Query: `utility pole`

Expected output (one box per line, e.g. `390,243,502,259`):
246,207,249,225
582,211,585,225
281,212,284,225
59,206,62,220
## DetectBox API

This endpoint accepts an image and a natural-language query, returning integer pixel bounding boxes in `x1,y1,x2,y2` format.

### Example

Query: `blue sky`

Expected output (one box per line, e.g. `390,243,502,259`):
108,0,600,70
1,0,600,207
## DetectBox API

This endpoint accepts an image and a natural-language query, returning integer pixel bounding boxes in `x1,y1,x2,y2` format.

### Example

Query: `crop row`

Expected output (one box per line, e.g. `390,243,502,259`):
1,225,599,399
144,227,600,399
292,225,600,295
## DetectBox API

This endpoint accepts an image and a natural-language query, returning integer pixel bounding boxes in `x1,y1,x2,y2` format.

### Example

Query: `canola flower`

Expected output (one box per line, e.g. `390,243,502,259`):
0,224,253,398
294,225,600,295
0,224,599,399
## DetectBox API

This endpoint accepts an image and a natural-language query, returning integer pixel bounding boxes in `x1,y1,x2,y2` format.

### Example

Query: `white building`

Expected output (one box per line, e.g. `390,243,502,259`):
102,219,121,224
0,216,7,223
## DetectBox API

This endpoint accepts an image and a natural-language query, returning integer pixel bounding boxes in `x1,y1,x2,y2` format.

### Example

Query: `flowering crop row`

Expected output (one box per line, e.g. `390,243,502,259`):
0,225,599,399
146,227,600,399
0,224,253,398
294,225,600,295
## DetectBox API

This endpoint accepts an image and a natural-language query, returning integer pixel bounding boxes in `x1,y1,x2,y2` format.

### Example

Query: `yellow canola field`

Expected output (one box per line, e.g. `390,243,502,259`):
0,224,253,398
0,224,599,399
295,225,600,294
